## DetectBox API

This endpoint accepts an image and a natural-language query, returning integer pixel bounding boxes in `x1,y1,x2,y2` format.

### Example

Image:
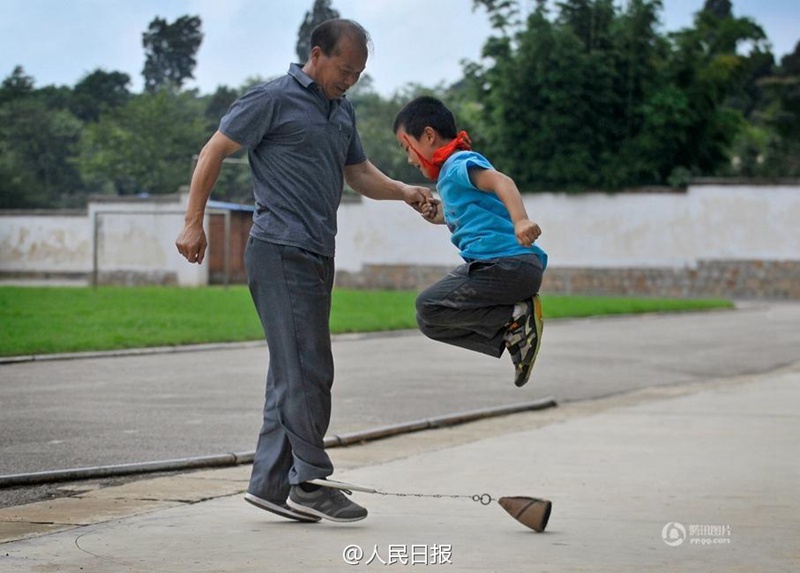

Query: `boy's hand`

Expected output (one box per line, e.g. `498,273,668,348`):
515,219,542,247
421,198,444,224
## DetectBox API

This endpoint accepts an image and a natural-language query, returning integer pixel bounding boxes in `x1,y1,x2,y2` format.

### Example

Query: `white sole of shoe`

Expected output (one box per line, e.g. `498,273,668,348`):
244,493,320,522
287,498,368,523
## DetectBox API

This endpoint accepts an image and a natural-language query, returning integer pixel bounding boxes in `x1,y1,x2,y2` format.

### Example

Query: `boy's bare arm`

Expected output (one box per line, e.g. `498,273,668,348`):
469,168,542,247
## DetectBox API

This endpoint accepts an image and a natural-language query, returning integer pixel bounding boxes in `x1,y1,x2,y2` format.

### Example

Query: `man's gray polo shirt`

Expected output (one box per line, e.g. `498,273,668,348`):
219,64,366,257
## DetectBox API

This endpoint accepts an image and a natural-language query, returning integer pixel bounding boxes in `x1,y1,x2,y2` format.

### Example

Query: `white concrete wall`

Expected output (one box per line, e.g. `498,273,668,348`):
0,213,90,274
688,185,800,261
0,196,207,286
87,198,207,286
336,183,800,272
336,198,461,271
1,183,798,286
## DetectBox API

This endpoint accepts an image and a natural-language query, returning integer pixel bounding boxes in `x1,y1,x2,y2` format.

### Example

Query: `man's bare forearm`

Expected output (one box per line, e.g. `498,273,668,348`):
185,131,243,225
184,149,224,225
344,160,407,200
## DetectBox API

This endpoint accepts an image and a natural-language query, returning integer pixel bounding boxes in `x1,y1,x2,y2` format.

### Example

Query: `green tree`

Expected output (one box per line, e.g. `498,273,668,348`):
465,0,777,190
556,0,616,51
142,15,203,93
78,91,207,195
603,0,673,185
666,0,769,177
468,1,631,190
70,70,131,122
472,0,522,34
0,67,85,208
754,41,800,176
0,97,83,208
296,0,340,63
0,66,35,104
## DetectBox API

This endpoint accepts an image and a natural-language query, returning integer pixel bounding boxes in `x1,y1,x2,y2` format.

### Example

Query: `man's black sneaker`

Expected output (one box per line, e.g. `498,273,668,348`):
287,484,368,522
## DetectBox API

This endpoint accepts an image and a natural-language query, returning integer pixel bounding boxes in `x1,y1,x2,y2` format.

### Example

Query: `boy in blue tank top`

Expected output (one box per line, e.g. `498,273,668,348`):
393,96,547,387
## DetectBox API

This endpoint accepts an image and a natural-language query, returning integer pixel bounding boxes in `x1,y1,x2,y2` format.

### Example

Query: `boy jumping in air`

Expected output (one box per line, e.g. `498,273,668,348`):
393,96,547,387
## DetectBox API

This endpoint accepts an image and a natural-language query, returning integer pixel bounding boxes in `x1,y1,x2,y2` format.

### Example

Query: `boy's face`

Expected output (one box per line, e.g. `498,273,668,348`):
395,126,437,179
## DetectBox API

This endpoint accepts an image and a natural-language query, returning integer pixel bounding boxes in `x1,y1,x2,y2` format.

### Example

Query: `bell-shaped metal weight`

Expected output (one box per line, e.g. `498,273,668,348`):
498,496,552,532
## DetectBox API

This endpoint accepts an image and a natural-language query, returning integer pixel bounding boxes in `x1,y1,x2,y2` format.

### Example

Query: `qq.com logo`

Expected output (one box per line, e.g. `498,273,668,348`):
662,522,687,547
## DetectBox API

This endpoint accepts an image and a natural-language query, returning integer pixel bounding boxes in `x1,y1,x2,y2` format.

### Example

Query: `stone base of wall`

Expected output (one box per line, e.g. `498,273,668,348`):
335,265,452,291
335,260,800,300
546,260,800,299
5,260,798,298
0,271,89,286
1,270,178,286
95,271,179,286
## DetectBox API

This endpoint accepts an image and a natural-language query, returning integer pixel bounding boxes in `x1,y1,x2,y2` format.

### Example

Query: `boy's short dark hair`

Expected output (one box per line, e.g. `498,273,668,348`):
393,96,458,140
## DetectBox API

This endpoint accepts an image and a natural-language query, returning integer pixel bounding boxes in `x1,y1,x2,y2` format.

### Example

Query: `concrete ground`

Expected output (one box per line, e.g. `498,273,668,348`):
0,360,797,571
2,301,799,571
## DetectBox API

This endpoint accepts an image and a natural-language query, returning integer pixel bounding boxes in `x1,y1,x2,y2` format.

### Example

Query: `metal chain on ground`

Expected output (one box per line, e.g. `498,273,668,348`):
371,489,494,506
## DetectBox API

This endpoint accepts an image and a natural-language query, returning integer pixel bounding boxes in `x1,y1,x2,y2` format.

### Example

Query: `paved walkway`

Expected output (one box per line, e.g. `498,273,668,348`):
1,360,797,572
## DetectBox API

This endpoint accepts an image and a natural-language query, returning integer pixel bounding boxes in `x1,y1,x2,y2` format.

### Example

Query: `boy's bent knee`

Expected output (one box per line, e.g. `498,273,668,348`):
415,291,434,317
416,316,441,342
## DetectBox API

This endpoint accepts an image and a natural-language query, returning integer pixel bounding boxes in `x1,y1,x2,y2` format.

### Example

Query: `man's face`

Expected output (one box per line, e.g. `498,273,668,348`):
312,36,367,100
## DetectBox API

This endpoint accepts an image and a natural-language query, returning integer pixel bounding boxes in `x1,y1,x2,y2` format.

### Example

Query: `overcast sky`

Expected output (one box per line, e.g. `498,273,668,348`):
1,0,797,97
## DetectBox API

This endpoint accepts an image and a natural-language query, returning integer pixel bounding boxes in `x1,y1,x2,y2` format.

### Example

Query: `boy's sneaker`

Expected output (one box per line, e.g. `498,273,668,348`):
288,484,368,522
504,295,543,387
244,492,321,523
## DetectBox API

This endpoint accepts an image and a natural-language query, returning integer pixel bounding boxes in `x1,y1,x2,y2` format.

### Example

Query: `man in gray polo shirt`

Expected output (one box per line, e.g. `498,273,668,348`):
176,19,432,523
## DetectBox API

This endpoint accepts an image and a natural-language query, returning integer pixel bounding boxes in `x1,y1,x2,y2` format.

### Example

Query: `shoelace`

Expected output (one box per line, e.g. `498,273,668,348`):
328,488,354,507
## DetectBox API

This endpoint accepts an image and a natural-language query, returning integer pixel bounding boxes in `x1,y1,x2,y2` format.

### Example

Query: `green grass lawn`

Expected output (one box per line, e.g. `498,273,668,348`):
0,286,733,357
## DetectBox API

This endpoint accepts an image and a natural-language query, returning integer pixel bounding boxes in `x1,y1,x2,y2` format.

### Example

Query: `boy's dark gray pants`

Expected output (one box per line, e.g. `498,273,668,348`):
244,237,335,503
416,254,543,358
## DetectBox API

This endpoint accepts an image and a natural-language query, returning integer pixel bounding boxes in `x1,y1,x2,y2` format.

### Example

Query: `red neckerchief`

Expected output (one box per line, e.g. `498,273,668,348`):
404,131,472,180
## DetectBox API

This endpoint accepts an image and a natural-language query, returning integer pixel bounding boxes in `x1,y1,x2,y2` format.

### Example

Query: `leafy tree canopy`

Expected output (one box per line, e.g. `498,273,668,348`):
142,15,203,93
71,69,131,122
463,0,790,190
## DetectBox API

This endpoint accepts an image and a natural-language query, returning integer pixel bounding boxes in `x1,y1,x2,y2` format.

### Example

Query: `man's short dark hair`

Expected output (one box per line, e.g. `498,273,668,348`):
393,96,458,140
311,19,371,56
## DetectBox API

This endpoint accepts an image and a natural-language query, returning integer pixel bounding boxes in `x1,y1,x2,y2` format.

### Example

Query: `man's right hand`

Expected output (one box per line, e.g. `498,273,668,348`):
176,223,208,264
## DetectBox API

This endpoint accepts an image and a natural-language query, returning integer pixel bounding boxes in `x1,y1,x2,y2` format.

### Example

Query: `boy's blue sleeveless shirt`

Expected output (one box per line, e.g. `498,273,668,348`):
437,151,548,268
